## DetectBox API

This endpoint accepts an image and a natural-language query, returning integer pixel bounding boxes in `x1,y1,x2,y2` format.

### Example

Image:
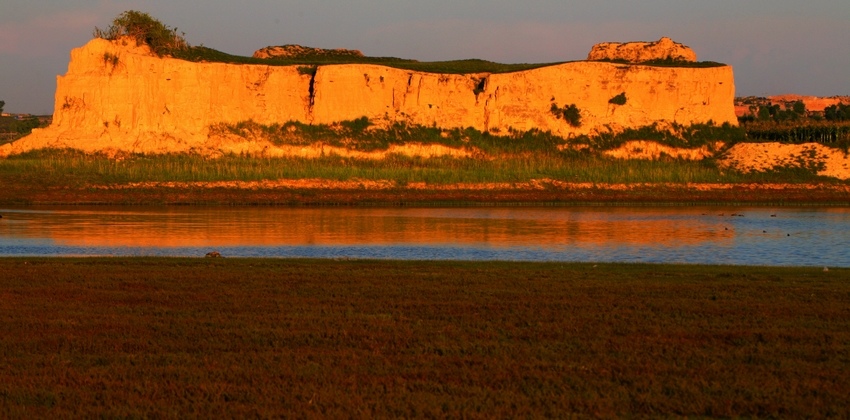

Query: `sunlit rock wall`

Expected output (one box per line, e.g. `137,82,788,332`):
2,37,736,156
587,37,698,63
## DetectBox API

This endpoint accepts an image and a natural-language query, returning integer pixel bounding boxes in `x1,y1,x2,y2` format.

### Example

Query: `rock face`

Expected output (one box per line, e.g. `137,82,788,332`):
587,37,697,63
1,37,736,156
253,45,363,59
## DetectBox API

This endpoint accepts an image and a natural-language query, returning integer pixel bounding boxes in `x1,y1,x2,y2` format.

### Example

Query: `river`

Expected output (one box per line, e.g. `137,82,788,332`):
1,206,848,266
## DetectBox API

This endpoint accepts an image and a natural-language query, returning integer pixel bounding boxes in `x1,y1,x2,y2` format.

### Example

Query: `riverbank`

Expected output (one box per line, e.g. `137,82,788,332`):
3,180,850,205
2,149,849,206
1,258,847,417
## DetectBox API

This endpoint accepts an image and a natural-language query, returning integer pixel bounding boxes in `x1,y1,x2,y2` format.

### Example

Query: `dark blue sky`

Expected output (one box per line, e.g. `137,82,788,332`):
2,0,848,114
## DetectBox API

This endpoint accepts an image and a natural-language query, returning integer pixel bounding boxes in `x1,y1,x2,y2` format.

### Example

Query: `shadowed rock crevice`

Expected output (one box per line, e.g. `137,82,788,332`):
308,69,316,109
473,77,487,97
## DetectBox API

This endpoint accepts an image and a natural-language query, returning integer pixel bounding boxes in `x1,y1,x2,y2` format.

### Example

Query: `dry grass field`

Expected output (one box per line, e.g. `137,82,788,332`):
1,258,848,417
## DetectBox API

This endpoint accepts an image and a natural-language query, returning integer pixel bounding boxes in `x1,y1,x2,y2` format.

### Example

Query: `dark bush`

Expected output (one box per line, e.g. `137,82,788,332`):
825,103,850,122
296,66,318,76
609,92,627,106
550,104,582,128
792,100,806,115
94,10,188,56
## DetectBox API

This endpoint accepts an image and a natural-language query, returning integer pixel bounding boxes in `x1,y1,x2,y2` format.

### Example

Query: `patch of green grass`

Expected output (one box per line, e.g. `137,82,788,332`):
0,258,847,417
175,45,726,74
174,45,558,74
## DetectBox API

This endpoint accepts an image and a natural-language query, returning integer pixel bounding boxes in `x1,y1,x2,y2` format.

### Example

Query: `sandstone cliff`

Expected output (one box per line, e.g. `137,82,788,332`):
587,37,697,63
1,37,736,156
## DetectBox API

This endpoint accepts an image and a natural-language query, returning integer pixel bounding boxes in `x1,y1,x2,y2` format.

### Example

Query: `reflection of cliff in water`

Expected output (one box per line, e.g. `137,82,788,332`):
0,207,738,249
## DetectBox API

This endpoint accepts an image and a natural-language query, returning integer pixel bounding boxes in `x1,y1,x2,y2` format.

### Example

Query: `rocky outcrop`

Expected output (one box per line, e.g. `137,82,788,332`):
1,37,736,157
587,37,697,63
253,45,363,59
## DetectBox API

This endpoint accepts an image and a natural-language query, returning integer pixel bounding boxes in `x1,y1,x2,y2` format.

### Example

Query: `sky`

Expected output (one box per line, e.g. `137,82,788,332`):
1,0,848,114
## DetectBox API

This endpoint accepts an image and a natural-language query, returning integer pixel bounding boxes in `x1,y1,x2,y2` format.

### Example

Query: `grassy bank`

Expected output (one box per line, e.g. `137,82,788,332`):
215,119,749,153
3,119,850,205
2,149,758,186
2,148,848,205
1,258,847,417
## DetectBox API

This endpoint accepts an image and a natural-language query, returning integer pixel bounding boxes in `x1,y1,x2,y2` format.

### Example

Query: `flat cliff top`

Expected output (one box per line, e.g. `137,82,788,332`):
175,45,567,74
172,42,727,75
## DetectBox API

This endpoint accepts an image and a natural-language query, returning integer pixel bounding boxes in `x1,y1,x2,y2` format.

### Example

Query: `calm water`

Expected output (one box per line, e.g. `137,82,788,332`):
1,206,849,266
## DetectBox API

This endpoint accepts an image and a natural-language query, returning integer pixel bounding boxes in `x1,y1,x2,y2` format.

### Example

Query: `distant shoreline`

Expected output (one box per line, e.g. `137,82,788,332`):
3,182,849,206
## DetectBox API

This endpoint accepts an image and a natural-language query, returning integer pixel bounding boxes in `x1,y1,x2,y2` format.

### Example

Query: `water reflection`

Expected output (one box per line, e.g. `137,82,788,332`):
1,206,849,266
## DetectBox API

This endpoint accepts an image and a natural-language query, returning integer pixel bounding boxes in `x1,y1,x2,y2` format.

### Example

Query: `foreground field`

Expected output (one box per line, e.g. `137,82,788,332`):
1,258,847,417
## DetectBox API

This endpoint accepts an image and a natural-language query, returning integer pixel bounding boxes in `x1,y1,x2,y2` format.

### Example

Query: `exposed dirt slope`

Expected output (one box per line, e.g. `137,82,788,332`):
720,142,850,180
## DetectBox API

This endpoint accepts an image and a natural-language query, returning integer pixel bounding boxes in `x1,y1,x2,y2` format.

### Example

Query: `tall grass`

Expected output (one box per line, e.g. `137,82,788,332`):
0,149,835,186
2,119,843,188
211,119,568,154
215,118,752,154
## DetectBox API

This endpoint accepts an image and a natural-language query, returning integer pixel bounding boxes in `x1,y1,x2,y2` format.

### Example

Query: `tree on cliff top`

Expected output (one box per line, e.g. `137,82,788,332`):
93,11,188,56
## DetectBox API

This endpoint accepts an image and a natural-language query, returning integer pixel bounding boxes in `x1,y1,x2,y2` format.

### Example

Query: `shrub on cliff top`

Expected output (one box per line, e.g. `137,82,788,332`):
94,10,188,56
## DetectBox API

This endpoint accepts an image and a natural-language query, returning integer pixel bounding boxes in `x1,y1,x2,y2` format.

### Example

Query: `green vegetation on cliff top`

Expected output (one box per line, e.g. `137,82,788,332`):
94,10,725,74
177,46,560,74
